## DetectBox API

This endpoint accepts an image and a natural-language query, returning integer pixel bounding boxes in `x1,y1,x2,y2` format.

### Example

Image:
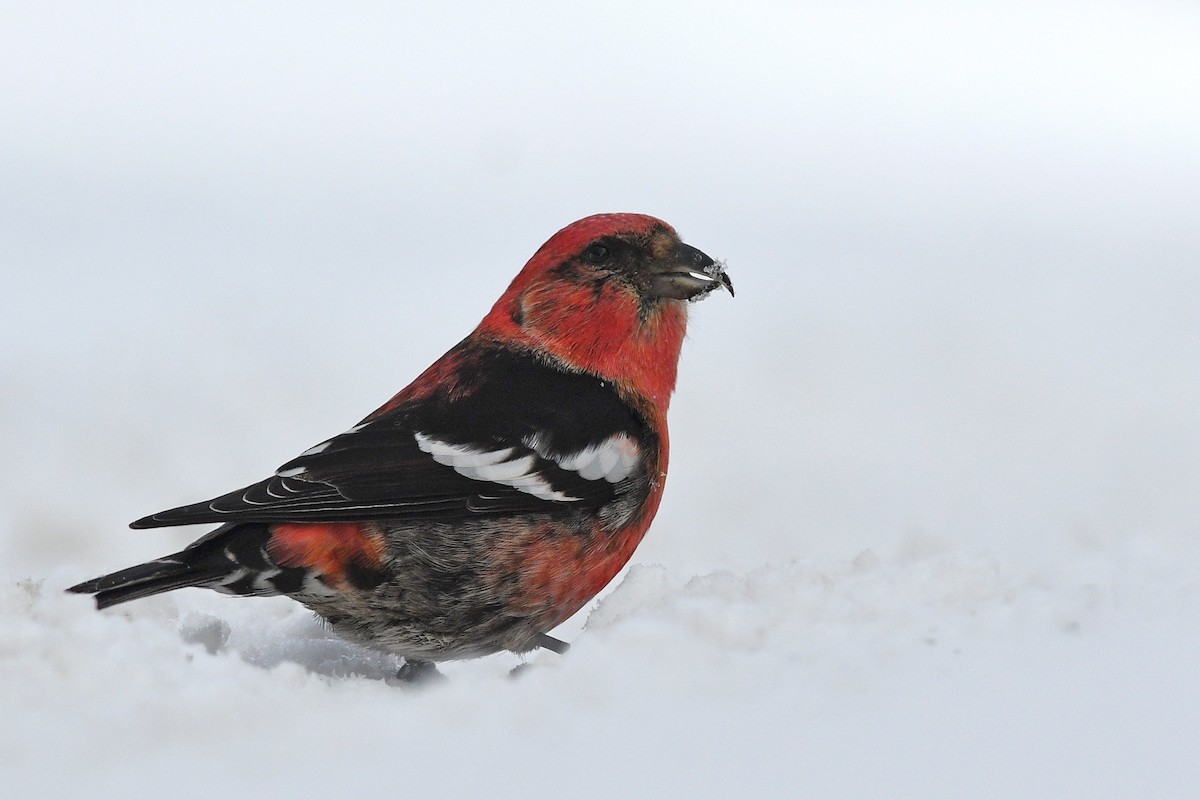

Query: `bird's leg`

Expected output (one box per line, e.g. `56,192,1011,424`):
534,633,570,654
509,634,571,679
395,659,444,684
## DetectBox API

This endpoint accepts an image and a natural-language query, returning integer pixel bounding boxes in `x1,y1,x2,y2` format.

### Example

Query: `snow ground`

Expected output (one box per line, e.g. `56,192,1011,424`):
3,2,1199,798
5,542,1199,798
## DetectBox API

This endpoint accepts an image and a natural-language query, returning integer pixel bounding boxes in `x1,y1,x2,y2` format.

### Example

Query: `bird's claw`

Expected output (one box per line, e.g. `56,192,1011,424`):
394,659,445,686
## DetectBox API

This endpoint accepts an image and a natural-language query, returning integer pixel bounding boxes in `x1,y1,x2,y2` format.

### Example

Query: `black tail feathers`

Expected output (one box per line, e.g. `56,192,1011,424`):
68,559,229,609
68,523,276,609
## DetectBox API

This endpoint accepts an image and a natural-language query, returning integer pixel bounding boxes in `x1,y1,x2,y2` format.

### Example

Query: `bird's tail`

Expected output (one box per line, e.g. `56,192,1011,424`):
68,523,281,609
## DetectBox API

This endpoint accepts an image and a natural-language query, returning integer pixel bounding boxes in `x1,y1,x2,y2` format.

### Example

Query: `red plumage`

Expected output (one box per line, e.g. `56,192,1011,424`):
70,213,732,679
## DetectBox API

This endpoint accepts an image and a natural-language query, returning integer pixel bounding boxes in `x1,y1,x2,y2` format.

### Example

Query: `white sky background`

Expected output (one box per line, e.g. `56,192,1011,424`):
2,1,1198,583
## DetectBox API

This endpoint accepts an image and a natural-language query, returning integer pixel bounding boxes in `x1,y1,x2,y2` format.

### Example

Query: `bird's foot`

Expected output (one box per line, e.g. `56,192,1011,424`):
394,659,445,686
509,634,571,679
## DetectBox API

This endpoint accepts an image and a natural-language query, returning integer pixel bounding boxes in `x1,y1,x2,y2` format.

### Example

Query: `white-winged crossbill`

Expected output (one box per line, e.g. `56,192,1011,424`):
70,213,733,679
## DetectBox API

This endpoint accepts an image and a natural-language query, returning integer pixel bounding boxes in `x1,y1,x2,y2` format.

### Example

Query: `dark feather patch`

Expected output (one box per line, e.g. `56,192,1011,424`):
69,524,284,608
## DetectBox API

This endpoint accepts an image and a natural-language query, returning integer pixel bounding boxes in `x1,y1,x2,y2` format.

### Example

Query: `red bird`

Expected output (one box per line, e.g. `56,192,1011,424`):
70,213,733,680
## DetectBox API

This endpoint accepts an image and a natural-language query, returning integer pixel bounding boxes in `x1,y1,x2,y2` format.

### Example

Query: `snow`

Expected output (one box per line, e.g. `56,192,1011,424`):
2,2,1199,797
5,545,1199,797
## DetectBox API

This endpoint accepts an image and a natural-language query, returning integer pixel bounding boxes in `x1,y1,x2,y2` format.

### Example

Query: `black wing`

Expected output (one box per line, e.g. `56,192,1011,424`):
132,347,656,528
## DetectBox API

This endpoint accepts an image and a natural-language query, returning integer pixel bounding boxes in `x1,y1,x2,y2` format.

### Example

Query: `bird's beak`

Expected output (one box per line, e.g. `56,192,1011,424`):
648,242,735,301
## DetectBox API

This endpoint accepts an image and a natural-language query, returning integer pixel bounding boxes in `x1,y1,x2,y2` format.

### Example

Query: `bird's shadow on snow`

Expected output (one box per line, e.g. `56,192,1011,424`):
178,606,403,683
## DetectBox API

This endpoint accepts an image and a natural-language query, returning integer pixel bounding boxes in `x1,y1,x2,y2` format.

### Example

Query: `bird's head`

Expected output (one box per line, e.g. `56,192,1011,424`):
479,213,733,408
501,213,733,308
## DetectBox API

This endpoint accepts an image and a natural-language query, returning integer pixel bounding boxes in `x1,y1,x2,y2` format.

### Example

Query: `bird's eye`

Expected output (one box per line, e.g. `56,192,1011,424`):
583,243,611,264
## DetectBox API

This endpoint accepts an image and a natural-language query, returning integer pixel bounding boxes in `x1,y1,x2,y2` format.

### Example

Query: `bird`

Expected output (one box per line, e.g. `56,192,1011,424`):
69,212,733,681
